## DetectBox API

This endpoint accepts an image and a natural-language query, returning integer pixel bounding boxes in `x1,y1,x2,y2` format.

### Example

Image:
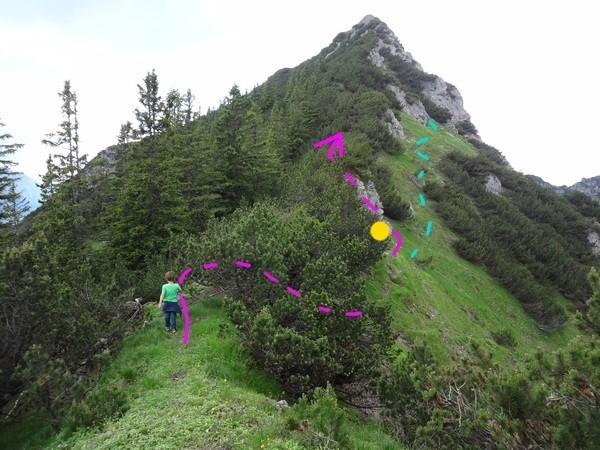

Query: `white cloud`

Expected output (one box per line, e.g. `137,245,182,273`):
1,0,598,186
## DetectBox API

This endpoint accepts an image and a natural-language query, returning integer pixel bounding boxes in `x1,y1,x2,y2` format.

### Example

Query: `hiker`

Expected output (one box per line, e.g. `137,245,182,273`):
158,271,183,333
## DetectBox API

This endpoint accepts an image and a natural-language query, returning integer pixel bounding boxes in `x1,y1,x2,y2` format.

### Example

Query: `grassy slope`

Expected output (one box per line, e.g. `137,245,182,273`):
1,297,402,450
366,113,579,365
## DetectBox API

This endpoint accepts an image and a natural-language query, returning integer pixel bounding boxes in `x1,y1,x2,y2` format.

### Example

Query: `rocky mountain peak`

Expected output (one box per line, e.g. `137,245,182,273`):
329,15,480,140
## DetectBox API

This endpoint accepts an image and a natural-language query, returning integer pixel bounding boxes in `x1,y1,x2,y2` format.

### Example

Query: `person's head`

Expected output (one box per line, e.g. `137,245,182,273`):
165,271,177,283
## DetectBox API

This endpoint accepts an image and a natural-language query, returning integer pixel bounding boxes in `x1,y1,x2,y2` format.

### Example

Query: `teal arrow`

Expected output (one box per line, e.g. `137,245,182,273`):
427,119,439,131
425,220,433,237
416,136,429,146
416,150,430,161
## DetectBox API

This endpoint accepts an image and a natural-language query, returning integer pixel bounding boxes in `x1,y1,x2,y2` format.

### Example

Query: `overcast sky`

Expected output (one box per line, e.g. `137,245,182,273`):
1,0,598,186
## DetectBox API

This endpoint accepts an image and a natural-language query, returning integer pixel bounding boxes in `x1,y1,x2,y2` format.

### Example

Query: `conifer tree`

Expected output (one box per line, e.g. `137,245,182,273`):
37,153,60,204
183,89,199,125
4,178,30,229
585,267,600,334
0,118,25,241
163,89,183,129
117,121,136,145
41,81,87,204
135,69,164,137
238,102,282,201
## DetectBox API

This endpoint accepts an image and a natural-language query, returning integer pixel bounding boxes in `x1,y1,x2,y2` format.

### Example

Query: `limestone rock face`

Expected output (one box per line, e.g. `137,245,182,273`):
386,85,429,122
571,176,600,201
485,174,503,195
421,77,479,139
588,231,600,256
383,108,405,140
356,179,384,219
343,15,480,139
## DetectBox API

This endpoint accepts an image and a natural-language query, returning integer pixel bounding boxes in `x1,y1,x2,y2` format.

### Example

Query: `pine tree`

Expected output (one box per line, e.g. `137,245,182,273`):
135,69,164,137
41,81,87,204
212,85,249,210
238,102,282,202
0,117,24,241
183,89,199,125
4,178,30,229
117,121,136,145
37,153,60,204
163,89,183,129
585,267,600,334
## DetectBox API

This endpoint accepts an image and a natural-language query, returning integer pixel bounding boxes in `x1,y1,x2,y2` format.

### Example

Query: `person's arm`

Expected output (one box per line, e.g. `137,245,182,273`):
158,286,165,308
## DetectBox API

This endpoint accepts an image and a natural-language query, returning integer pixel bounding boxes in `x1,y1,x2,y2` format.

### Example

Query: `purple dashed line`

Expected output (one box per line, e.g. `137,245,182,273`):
361,196,378,214
345,310,363,318
318,305,332,314
262,271,280,285
202,261,220,270
286,286,302,298
343,171,358,187
234,260,252,269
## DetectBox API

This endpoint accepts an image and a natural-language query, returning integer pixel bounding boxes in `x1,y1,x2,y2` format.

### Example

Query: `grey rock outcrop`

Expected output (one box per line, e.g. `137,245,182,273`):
571,176,600,200
383,108,405,140
340,15,480,139
485,174,503,195
387,85,429,122
356,179,384,219
530,174,600,201
588,231,600,256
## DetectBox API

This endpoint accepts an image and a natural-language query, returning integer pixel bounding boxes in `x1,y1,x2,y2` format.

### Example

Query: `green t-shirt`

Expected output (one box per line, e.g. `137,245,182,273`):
162,283,182,302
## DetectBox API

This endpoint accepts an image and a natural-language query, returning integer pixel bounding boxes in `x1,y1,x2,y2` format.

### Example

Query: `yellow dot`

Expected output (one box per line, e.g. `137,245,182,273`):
370,221,391,241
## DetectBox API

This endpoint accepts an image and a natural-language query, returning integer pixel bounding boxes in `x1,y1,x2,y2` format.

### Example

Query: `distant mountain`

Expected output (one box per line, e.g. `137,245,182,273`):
15,173,41,211
529,174,600,201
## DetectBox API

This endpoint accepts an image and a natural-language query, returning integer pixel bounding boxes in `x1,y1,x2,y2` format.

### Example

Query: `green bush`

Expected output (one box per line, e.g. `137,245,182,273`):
455,119,478,136
189,156,392,396
64,383,128,431
421,97,452,124
490,329,517,348
285,385,351,448
380,187,411,221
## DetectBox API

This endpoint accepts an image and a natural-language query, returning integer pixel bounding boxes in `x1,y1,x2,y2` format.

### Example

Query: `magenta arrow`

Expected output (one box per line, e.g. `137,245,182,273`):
313,131,345,161
390,229,404,257
178,266,193,285
178,293,190,346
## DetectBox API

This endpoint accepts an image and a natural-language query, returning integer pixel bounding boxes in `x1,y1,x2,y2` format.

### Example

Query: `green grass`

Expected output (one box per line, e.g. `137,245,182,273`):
1,296,403,450
366,113,580,366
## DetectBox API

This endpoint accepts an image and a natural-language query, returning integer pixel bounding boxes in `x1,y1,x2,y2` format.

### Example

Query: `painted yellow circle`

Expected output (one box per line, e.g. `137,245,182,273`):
370,221,391,241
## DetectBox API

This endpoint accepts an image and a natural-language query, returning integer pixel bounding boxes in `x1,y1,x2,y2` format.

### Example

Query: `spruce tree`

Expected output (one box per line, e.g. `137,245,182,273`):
41,81,87,204
38,153,60,204
135,69,164,137
238,102,282,202
0,117,24,241
163,89,183,129
183,89,199,125
117,121,136,145
585,267,600,334
4,178,30,230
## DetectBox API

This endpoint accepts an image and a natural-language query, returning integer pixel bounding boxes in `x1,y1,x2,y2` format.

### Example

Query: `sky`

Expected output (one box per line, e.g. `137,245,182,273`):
1,0,598,186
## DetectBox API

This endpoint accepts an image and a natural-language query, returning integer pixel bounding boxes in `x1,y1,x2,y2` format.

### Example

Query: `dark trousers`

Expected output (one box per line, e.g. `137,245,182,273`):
164,311,177,330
